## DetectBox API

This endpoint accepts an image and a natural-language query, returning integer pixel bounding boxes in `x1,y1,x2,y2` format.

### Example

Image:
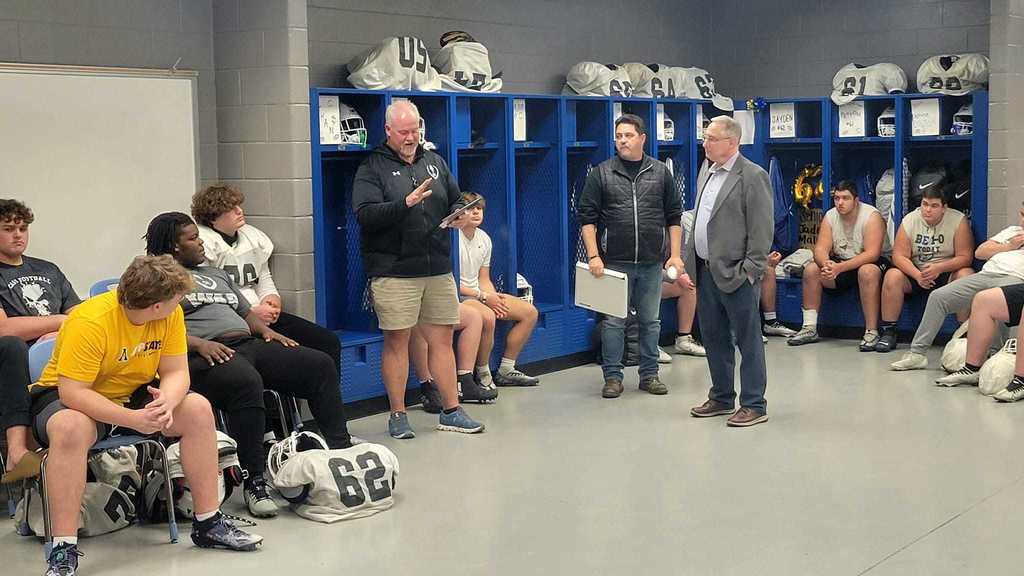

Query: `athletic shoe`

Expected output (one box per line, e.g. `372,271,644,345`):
994,377,1024,402
493,368,540,387
726,407,769,427
191,512,263,551
859,330,880,352
657,348,672,363
601,378,623,399
244,476,279,518
419,380,443,414
690,399,736,417
459,373,498,402
935,367,980,387
762,334,768,343
787,327,819,346
388,412,415,439
639,376,668,395
762,320,797,337
874,328,897,353
673,335,706,356
45,542,82,576
436,407,484,433
890,352,928,371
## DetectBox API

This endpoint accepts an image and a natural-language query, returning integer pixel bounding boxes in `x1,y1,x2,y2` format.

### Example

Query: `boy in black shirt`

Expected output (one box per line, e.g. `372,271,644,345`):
0,199,80,483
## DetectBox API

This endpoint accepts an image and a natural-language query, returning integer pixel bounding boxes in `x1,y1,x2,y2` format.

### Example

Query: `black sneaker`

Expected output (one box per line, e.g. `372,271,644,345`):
874,328,898,353
458,373,497,403
419,379,443,414
244,476,279,518
45,542,82,576
191,512,264,551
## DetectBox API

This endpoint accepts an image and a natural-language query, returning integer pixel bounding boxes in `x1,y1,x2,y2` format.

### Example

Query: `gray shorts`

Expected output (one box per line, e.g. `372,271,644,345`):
30,384,155,448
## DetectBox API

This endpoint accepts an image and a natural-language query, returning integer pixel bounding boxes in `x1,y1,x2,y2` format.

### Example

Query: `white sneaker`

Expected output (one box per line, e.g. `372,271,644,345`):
890,352,928,371
762,320,797,337
762,334,768,343
658,348,672,363
673,335,707,357
935,367,980,387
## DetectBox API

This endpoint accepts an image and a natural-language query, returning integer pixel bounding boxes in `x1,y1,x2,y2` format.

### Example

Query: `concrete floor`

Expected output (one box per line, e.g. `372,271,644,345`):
1,338,1022,576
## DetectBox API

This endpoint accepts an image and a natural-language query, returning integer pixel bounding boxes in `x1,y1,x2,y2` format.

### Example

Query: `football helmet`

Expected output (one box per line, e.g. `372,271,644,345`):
338,102,367,147
877,107,896,137
661,116,675,141
951,103,973,135
267,431,328,483
516,273,534,303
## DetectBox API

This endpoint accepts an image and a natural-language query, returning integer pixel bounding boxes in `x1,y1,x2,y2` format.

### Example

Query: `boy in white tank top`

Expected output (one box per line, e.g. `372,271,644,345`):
876,187,975,352
789,181,888,350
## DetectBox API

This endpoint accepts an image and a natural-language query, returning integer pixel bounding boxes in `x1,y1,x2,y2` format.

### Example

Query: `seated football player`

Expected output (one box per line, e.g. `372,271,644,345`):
788,181,887,350
457,192,540,387
145,212,353,519
410,301,496,412
0,199,81,484
659,209,704,360
28,255,262,575
877,187,974,352
935,283,1024,391
891,201,1024,371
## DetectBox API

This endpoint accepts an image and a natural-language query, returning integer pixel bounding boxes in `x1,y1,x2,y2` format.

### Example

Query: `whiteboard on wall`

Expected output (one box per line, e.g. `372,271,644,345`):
0,63,199,298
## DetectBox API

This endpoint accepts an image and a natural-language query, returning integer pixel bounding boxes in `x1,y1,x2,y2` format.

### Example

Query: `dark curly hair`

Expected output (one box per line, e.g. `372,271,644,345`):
144,212,195,257
0,199,34,225
191,184,245,228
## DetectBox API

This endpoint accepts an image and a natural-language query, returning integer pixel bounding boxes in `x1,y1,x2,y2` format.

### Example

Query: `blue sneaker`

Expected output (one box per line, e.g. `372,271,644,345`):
388,412,415,439
436,407,484,434
45,542,83,576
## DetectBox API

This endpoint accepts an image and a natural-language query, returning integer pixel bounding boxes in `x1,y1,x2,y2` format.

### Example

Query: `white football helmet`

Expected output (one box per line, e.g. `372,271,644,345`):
951,103,973,135
980,338,1017,396
418,116,437,151
267,431,328,483
338,103,367,147
516,273,533,303
662,116,675,141
877,107,896,137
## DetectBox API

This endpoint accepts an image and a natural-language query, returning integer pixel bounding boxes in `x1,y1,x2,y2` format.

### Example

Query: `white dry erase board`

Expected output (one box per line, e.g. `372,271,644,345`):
0,63,199,297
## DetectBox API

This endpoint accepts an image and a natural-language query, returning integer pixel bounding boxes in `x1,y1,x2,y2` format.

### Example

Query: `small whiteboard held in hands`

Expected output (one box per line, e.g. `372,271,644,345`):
574,262,628,318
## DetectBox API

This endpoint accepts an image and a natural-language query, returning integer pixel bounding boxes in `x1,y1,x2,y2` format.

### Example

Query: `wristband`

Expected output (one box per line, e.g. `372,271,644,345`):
588,255,600,261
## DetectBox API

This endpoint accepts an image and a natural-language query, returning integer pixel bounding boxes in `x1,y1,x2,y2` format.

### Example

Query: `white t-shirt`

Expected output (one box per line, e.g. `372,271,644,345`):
459,228,492,291
982,226,1024,280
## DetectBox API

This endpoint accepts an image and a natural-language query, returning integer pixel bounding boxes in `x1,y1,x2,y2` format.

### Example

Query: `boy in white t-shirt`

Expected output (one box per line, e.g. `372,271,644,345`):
893,202,1024,371
458,192,540,388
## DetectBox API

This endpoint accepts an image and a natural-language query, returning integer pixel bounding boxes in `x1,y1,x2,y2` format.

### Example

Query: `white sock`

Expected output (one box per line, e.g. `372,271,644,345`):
194,510,218,522
763,311,777,321
457,369,471,376
498,358,516,374
52,536,77,547
475,365,490,375
802,309,818,329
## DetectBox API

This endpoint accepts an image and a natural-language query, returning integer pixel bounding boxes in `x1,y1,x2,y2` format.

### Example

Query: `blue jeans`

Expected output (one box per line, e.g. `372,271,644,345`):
600,261,663,382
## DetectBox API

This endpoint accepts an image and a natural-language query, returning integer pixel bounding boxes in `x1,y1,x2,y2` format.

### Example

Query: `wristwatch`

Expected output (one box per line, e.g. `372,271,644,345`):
479,290,488,303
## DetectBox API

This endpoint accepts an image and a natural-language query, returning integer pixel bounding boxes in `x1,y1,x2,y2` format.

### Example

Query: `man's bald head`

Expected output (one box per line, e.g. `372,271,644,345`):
384,100,423,163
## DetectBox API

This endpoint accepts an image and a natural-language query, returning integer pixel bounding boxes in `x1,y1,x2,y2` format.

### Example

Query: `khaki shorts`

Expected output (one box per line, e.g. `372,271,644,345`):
371,274,460,330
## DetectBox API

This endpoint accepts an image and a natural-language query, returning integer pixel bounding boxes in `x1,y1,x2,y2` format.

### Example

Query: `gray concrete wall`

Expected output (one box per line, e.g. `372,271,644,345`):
307,0,713,94
987,0,1024,232
710,0,990,100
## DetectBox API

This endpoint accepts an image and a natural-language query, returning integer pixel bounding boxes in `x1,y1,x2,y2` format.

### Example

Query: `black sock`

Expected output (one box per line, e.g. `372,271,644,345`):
443,407,458,415
964,362,981,373
1011,375,1024,389
195,511,223,529
881,321,898,332
677,331,691,338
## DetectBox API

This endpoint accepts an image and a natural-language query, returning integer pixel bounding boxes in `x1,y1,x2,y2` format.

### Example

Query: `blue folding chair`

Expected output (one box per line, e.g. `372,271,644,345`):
20,336,178,556
88,277,119,297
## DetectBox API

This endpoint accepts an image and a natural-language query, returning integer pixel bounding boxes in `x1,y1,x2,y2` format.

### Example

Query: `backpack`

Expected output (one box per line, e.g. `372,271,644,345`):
591,310,641,366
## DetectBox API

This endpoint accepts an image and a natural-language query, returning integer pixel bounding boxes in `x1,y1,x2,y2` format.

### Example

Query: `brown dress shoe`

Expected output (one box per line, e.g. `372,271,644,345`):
690,399,735,417
726,407,769,427
601,378,624,398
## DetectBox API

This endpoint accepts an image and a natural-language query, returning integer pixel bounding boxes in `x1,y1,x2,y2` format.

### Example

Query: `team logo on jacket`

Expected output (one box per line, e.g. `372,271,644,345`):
427,164,440,180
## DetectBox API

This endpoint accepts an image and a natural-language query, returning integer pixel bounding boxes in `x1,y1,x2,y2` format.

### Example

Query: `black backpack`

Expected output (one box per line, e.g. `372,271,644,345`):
591,310,641,366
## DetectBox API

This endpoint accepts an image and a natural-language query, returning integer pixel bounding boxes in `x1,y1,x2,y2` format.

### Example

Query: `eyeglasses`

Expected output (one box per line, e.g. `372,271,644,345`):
703,135,731,144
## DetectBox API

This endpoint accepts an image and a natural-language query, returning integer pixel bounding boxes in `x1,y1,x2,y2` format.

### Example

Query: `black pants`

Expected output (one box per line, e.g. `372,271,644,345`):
270,312,341,374
188,336,350,477
0,336,32,432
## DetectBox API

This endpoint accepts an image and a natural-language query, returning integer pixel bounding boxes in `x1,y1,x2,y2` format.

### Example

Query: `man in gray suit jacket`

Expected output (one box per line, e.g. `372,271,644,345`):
681,116,773,427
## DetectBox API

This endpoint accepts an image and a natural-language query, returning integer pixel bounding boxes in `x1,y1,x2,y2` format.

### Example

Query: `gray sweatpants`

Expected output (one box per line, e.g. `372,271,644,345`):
909,272,1023,354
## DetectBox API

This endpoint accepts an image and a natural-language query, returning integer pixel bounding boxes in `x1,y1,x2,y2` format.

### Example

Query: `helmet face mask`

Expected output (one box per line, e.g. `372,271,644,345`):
877,107,896,138
338,103,368,147
662,116,675,141
266,431,329,482
951,103,973,135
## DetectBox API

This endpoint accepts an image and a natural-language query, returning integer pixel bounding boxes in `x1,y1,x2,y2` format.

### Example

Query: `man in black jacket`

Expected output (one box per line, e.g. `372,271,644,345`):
578,114,684,398
352,100,487,439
